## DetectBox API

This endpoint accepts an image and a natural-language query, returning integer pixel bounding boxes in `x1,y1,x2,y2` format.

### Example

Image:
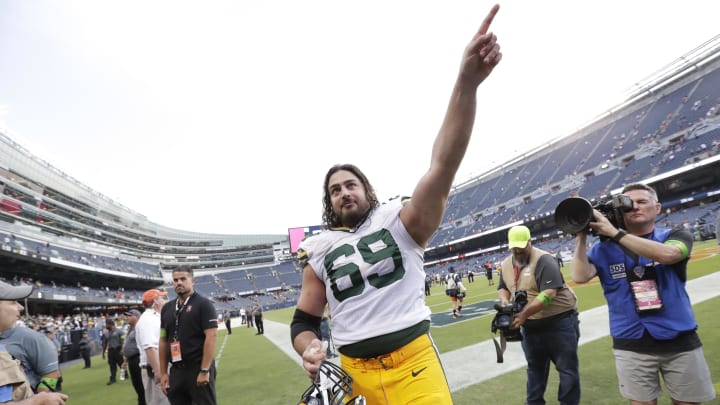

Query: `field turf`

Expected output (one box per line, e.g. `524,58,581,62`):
57,240,720,404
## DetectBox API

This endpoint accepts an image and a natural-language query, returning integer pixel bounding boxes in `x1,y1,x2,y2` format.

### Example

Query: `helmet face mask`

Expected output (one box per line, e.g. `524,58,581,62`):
298,361,365,405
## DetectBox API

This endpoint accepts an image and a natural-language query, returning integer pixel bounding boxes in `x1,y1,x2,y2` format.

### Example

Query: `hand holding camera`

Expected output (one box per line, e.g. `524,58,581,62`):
491,290,528,342
554,194,634,240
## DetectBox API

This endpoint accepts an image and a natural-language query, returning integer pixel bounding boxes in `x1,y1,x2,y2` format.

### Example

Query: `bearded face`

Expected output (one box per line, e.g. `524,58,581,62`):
511,245,531,266
328,170,372,228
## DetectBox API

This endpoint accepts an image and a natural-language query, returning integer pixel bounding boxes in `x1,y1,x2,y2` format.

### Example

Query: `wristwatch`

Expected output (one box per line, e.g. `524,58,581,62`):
200,368,210,374
612,229,627,242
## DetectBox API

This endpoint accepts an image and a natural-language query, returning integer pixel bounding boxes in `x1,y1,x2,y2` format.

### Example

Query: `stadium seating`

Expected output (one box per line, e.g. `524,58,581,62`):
1,42,719,321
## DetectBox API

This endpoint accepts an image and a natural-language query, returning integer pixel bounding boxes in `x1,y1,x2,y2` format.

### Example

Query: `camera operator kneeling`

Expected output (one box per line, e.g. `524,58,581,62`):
498,226,581,405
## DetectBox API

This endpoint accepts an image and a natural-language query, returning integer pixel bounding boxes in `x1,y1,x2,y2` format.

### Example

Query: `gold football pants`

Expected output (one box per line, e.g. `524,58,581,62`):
340,333,453,404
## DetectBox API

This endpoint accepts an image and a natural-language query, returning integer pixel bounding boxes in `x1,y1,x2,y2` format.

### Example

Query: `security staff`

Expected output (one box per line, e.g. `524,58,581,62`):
122,310,145,405
498,225,580,405
102,318,125,386
159,266,218,405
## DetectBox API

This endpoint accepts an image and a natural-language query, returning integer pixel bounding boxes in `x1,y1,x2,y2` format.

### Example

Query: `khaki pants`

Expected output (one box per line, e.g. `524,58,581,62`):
142,367,170,405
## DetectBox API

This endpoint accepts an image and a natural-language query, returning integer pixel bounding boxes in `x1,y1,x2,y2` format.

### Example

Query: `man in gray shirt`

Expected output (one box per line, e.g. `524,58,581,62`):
102,318,124,385
0,301,61,392
122,310,145,405
0,280,68,404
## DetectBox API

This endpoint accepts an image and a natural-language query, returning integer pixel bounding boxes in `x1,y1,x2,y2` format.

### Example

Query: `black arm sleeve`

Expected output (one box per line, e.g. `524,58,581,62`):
290,308,322,344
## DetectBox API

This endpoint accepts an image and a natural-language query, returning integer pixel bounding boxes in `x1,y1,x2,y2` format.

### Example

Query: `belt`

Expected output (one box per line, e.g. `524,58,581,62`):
171,362,186,369
340,333,431,371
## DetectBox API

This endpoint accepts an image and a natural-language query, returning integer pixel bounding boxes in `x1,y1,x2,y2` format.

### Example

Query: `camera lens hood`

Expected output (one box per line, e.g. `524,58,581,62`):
554,197,594,234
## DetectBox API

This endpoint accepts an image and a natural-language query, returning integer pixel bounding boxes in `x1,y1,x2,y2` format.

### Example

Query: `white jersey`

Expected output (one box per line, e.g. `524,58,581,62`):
446,274,457,289
446,274,465,292
298,199,430,347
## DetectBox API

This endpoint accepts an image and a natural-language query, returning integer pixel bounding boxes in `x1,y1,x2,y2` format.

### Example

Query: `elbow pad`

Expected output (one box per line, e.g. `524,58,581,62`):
290,308,322,344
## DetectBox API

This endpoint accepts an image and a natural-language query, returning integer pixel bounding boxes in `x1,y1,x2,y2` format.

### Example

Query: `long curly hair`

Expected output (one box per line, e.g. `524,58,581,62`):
321,164,380,228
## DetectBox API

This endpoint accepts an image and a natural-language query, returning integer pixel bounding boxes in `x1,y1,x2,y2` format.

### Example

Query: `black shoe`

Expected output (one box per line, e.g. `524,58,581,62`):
107,380,116,385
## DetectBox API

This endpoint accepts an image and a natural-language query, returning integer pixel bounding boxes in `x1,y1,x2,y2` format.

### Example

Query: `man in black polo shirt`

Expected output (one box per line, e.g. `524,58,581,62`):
159,266,218,405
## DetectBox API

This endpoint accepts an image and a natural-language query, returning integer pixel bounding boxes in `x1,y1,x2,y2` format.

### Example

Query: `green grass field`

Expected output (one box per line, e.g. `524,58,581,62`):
57,241,720,404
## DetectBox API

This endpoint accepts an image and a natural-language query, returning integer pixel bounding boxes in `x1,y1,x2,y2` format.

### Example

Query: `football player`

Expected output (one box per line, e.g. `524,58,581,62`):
291,4,503,404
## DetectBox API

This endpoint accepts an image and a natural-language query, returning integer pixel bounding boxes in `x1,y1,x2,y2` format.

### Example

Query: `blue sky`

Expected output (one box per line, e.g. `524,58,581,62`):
1,1,719,235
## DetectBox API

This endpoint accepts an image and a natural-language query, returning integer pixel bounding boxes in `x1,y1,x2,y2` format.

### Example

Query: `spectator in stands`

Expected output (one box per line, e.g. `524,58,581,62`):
0,285,62,393
499,225,581,405
290,5,502,403
571,183,716,404
136,289,169,405
159,266,217,405
102,318,124,385
122,309,145,405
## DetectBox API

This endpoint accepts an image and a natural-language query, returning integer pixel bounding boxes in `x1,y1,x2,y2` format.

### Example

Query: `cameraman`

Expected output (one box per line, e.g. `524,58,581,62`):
570,183,715,404
498,225,580,405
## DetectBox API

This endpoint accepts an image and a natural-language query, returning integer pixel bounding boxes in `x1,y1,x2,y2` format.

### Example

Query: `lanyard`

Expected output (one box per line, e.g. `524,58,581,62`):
512,260,525,291
173,293,193,341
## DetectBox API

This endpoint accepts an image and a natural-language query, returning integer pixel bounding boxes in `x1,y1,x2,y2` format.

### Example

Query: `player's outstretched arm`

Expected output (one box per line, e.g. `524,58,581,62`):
402,4,502,246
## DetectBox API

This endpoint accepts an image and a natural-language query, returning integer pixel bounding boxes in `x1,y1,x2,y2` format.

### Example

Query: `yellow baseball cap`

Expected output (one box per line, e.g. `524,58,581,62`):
508,225,531,249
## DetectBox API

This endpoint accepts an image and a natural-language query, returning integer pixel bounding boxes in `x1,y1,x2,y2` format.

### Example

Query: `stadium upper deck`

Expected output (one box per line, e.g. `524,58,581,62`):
428,34,720,251
0,34,719,313
0,127,288,313
0,133,285,267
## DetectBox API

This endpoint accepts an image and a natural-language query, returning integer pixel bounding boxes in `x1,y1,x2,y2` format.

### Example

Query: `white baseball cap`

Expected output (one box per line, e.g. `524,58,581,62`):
0,281,33,300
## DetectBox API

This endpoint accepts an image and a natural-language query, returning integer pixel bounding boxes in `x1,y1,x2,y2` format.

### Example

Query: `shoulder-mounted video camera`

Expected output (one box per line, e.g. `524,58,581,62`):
554,194,634,237
491,290,528,342
490,290,528,363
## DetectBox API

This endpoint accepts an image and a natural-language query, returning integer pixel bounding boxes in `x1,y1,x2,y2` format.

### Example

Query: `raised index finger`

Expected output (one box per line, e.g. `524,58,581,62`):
478,4,500,36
